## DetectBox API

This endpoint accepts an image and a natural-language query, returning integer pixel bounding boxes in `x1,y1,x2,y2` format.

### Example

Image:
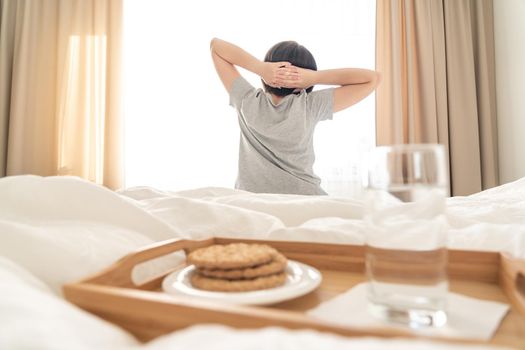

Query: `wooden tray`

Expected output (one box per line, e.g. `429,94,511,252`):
63,237,525,348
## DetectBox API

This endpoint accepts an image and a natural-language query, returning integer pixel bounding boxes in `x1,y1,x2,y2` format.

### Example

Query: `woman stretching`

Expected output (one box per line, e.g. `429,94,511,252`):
211,38,380,195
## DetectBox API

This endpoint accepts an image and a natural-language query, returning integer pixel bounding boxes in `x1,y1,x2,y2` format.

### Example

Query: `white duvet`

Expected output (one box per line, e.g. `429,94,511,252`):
0,175,523,349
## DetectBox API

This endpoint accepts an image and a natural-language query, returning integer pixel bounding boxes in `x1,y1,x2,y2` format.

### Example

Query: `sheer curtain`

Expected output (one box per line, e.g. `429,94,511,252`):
0,0,123,189
123,0,376,196
375,0,498,195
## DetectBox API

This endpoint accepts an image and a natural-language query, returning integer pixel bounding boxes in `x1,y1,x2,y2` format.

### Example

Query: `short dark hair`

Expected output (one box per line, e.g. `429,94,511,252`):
262,41,317,97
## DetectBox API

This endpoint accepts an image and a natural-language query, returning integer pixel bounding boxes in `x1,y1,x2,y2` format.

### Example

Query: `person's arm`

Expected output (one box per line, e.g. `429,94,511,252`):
210,38,298,92
281,67,381,113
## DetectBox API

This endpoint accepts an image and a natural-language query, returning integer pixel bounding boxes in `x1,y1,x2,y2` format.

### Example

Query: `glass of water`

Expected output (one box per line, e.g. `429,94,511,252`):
364,144,449,328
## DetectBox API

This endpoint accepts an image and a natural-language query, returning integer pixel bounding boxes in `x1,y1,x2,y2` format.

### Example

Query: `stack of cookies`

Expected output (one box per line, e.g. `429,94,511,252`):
187,243,288,292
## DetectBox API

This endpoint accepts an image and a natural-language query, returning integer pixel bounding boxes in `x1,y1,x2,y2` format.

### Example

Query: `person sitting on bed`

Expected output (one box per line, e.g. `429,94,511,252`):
210,38,381,195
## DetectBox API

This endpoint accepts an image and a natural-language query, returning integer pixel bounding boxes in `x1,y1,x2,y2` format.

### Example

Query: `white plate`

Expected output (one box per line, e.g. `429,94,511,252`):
162,260,322,305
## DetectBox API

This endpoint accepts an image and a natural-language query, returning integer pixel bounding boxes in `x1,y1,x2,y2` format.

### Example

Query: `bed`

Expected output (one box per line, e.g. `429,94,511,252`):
0,175,523,349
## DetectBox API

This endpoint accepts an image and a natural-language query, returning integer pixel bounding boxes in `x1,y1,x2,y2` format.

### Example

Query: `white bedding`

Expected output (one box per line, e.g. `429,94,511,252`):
1,175,523,349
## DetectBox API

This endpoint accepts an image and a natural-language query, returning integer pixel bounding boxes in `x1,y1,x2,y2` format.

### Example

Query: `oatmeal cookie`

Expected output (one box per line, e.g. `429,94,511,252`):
191,272,287,292
187,243,278,269
198,252,287,279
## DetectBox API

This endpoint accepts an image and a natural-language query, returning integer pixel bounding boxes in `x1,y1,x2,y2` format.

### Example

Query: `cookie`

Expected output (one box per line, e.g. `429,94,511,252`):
190,272,287,292
187,243,278,269
198,252,288,279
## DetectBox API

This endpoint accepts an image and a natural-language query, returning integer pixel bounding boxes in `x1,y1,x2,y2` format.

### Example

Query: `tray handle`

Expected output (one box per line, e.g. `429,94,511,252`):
83,238,214,288
500,253,525,316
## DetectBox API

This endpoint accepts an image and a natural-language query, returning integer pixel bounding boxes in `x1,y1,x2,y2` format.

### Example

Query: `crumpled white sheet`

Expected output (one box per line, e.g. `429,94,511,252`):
0,256,137,350
1,175,523,349
120,177,525,256
141,325,507,350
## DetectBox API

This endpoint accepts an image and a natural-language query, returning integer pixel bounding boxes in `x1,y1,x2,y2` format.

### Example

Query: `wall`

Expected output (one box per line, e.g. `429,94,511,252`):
494,0,525,184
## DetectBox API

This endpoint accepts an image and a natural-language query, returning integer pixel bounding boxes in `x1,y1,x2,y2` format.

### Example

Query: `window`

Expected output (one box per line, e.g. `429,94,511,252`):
123,0,376,196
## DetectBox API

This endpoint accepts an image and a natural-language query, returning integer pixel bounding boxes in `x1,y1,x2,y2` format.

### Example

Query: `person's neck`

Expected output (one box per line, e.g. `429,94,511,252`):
271,94,283,105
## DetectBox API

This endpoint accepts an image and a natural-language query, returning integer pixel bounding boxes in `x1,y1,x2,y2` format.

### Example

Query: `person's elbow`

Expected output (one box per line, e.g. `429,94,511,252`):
365,71,382,91
210,37,219,52
210,37,224,53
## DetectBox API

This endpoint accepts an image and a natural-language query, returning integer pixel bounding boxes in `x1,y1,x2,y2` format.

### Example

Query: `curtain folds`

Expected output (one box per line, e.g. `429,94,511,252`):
0,0,123,189
376,0,498,196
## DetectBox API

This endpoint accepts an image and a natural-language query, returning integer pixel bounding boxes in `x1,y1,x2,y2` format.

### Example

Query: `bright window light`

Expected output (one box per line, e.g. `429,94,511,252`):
123,0,376,195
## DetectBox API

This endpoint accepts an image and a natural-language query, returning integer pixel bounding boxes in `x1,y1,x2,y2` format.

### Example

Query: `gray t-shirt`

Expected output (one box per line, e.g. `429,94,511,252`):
229,76,334,195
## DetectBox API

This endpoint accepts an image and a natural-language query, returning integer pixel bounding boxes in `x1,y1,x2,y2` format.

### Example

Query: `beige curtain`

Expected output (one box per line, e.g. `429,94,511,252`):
376,0,498,196
0,0,123,189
